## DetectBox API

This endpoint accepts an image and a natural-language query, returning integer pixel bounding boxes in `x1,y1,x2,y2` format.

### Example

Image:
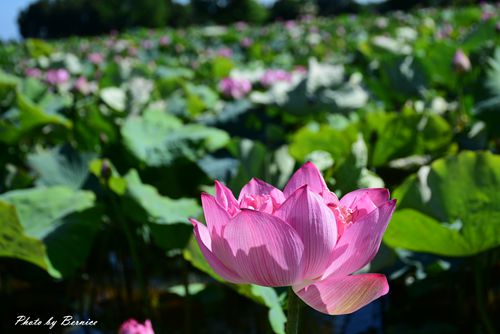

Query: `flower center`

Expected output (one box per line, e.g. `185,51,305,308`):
239,194,276,214
332,204,354,226
329,203,355,238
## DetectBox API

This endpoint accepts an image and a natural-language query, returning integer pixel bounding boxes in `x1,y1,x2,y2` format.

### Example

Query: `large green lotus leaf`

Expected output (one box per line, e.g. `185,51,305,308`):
212,56,234,79
44,208,101,277
460,20,496,52
121,109,230,167
372,56,427,105
384,209,472,256
371,111,453,167
0,70,21,98
21,77,46,101
0,70,20,105
0,92,72,144
124,169,201,225
184,83,219,117
384,151,500,256
156,66,194,80
0,200,49,272
100,87,126,112
0,187,96,277
289,123,358,167
473,96,500,137
74,104,118,151
38,92,73,115
25,38,54,58
183,236,285,334
486,47,500,96
417,42,458,90
0,69,20,87
335,135,384,195
228,140,295,191
306,58,344,93
0,186,95,239
27,146,96,189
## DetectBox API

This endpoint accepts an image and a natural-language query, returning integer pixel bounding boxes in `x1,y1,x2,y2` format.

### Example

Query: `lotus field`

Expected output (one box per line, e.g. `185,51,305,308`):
1,4,500,334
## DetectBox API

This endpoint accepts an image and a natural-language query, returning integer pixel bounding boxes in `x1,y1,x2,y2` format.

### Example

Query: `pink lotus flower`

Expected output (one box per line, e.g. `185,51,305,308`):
219,77,252,99
241,37,253,48
46,69,70,85
285,20,297,30
159,36,170,46
119,319,154,334
141,40,154,50
481,11,494,21
260,69,292,87
453,49,471,72
293,66,307,74
25,68,42,78
74,76,97,95
88,52,104,64
216,47,233,58
235,21,248,31
190,162,396,315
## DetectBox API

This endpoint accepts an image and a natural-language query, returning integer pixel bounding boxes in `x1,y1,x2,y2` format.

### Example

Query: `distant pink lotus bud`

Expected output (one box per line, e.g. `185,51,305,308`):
141,40,153,50
285,20,297,30
88,52,104,64
481,11,494,21
217,47,233,58
46,69,70,85
444,23,453,35
119,319,154,334
496,21,500,32
74,76,88,92
241,37,253,48
219,77,252,99
25,68,42,78
260,69,292,87
301,14,314,22
159,36,170,46
235,21,248,31
74,76,96,95
453,49,471,72
190,162,396,315
293,65,307,74
128,47,138,56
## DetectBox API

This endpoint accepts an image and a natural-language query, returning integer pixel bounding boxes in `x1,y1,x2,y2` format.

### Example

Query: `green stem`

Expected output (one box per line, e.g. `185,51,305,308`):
474,258,495,334
109,193,147,305
182,259,192,334
286,287,301,334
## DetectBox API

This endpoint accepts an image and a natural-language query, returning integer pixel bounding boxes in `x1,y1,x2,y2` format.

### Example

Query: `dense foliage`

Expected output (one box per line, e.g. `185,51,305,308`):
1,4,500,333
17,0,499,39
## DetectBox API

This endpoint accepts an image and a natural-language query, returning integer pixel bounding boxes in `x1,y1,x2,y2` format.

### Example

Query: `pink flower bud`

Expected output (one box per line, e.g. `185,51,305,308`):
25,68,42,78
260,69,292,87
219,77,252,99
119,319,154,334
88,52,104,65
46,69,70,85
453,49,471,72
